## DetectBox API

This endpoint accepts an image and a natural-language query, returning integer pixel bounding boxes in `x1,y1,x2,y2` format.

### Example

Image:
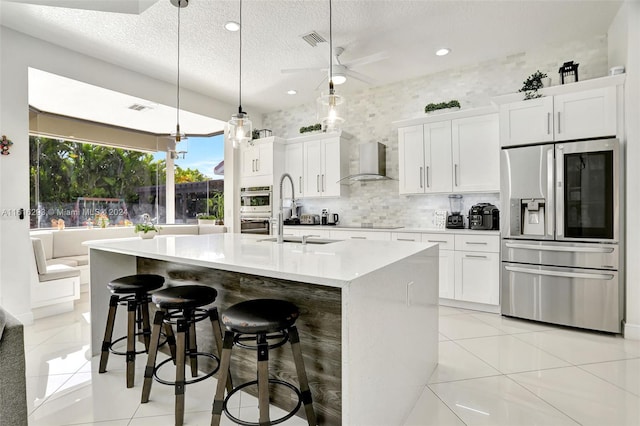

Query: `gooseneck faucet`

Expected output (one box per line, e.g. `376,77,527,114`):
277,173,295,244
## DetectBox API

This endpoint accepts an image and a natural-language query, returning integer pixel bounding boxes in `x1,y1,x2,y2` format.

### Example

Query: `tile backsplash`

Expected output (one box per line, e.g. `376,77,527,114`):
263,35,608,228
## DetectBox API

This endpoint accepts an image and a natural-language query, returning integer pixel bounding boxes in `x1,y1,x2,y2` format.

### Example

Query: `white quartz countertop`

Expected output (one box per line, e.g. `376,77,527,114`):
84,233,436,288
284,225,500,235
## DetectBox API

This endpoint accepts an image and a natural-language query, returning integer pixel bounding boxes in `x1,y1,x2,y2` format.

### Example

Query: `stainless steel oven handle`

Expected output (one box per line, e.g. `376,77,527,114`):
504,265,614,280
504,242,615,254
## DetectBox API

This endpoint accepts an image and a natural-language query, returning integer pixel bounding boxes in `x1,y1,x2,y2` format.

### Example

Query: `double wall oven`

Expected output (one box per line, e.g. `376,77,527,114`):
240,186,272,235
501,138,623,333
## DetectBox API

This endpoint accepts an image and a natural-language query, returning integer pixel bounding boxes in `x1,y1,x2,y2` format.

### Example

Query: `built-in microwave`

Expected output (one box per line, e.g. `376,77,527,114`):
240,186,272,218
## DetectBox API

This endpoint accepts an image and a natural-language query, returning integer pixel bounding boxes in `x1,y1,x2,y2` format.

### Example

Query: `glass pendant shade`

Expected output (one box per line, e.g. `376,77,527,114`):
317,89,345,132
227,112,252,148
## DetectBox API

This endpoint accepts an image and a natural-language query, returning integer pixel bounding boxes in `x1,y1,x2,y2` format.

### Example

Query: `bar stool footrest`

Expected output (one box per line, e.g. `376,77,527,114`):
153,352,220,386
223,379,302,426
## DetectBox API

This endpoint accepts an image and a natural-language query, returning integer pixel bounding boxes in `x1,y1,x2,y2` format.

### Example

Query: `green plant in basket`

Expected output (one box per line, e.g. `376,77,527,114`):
424,100,460,114
134,223,159,234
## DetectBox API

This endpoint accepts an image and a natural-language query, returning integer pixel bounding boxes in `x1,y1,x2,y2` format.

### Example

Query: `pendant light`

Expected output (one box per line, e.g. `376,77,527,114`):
227,0,252,148
170,0,188,149
317,0,345,132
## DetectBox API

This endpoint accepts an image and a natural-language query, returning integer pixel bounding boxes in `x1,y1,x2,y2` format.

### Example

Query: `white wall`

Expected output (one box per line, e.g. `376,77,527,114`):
613,1,640,339
0,27,241,321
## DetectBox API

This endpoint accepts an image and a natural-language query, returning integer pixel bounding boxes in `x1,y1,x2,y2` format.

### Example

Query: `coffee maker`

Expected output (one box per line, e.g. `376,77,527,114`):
446,194,465,229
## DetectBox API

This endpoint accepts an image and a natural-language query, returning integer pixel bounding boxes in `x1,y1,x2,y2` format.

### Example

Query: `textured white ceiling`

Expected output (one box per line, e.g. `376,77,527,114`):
1,0,623,130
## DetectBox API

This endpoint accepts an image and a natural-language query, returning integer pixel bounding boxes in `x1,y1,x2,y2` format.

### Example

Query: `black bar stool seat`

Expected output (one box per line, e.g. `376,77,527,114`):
141,285,230,426
99,274,167,388
211,299,317,426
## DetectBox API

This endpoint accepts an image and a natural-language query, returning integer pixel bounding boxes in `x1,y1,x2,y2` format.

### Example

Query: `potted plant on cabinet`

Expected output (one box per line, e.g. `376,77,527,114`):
519,70,548,100
197,214,217,225
135,213,159,238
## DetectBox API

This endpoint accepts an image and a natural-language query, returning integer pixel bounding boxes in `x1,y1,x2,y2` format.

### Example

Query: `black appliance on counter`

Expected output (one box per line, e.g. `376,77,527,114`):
446,194,465,229
469,203,499,230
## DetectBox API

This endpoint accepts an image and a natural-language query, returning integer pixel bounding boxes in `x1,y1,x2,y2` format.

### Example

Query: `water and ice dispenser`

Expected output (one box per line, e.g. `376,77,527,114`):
510,198,547,237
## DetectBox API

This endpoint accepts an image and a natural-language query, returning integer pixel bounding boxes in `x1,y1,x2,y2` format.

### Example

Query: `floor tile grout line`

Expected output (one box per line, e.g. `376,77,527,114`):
503,373,584,426
575,362,640,398
424,383,469,426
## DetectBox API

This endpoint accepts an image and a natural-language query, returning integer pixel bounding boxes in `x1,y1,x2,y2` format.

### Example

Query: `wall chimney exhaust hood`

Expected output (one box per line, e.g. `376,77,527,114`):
340,141,392,182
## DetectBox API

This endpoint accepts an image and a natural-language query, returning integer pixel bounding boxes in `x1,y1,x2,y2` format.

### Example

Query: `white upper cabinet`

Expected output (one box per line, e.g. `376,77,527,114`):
553,86,617,141
284,143,304,198
399,122,453,195
302,135,348,198
240,140,273,179
451,113,500,192
397,108,499,194
498,78,621,147
500,96,554,146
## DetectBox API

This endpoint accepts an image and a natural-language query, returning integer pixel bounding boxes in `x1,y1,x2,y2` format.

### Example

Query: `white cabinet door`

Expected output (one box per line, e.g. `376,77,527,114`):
439,249,456,299
240,144,259,178
425,121,453,193
284,143,304,199
303,140,323,197
451,113,500,192
554,86,617,141
499,97,554,147
398,125,425,194
322,137,342,197
454,251,499,305
255,142,273,177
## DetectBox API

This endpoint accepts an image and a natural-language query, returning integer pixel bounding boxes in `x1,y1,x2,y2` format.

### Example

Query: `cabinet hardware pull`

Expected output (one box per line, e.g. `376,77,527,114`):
426,166,430,188
547,112,551,134
406,281,414,307
557,111,561,133
427,240,448,243
299,176,302,193
465,254,487,259
256,158,259,171
466,241,488,245
316,175,319,193
350,236,367,239
454,164,459,186
419,167,423,188
252,159,255,172
322,174,325,192
397,238,415,241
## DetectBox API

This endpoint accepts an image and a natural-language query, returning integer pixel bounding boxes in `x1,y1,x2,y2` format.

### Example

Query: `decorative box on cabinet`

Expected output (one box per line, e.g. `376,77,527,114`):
497,76,623,147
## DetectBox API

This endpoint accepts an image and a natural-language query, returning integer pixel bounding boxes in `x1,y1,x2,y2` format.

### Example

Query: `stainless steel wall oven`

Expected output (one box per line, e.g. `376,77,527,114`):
240,186,272,234
501,138,623,333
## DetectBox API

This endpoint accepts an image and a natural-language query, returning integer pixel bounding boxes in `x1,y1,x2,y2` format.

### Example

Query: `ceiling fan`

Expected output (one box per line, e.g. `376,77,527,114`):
282,47,386,86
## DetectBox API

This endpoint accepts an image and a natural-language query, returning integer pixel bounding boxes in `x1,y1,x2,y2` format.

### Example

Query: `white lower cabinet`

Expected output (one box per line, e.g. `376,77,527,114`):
418,232,499,308
330,229,391,241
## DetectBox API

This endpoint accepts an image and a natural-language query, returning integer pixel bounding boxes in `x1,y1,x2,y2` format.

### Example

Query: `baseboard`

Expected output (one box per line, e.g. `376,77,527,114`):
14,311,35,326
439,298,500,314
32,301,75,319
624,322,640,340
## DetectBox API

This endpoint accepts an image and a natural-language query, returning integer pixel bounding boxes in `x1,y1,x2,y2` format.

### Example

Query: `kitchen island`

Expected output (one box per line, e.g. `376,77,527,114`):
86,233,439,425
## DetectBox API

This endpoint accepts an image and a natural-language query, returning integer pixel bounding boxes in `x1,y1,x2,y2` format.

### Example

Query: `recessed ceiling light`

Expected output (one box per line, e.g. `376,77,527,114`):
436,48,451,56
224,21,240,32
287,89,297,95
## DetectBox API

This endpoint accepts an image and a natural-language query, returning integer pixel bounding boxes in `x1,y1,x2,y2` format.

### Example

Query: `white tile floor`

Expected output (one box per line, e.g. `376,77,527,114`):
23,294,640,426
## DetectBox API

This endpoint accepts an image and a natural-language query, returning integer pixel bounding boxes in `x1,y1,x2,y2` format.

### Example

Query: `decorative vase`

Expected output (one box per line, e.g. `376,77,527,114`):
138,231,156,239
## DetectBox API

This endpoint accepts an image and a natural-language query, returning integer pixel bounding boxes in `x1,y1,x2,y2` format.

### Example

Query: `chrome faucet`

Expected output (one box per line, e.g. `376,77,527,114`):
277,173,295,244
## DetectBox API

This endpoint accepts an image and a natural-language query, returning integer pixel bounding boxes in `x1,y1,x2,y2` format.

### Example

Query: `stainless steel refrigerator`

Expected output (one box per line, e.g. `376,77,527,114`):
501,138,623,333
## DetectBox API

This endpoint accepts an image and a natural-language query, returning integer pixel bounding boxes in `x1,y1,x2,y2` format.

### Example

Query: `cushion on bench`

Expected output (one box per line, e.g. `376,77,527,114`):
38,264,81,282
47,258,79,267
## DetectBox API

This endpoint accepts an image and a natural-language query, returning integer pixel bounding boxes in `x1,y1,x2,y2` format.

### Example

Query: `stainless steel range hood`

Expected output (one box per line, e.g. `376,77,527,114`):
340,142,392,182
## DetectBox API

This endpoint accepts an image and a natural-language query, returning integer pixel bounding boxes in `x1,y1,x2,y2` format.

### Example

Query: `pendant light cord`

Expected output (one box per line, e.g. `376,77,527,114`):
176,1,181,134
238,0,243,114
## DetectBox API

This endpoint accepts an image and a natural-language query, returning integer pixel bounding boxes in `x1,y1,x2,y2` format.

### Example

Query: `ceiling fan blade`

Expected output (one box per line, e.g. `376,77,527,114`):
343,51,388,68
346,70,376,85
281,67,324,74
315,76,328,91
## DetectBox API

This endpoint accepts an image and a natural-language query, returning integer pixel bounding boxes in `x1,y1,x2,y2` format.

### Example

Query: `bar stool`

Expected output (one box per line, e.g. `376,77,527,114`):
98,274,171,388
211,299,317,426
141,285,231,426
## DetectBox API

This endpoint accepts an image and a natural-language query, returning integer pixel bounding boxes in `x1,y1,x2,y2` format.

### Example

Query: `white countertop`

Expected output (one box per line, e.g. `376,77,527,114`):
284,224,500,235
85,233,436,288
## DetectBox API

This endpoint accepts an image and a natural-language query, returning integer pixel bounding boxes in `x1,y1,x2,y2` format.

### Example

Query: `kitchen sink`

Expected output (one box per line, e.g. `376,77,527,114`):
258,236,337,245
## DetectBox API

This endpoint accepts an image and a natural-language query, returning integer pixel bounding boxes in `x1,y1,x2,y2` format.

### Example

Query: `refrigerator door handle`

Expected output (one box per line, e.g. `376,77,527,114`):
554,145,564,239
504,265,614,281
547,147,555,238
504,242,616,254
